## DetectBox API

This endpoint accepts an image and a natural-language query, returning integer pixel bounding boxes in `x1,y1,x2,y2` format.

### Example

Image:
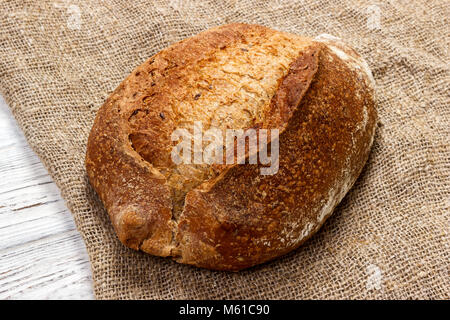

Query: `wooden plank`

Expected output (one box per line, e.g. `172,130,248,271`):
0,95,94,299
0,231,93,300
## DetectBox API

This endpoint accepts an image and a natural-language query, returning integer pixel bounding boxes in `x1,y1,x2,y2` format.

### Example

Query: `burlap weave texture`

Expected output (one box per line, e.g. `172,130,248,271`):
0,0,448,299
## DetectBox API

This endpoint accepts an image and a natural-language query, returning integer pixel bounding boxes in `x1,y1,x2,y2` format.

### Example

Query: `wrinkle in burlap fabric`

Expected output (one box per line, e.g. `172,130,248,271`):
0,0,448,299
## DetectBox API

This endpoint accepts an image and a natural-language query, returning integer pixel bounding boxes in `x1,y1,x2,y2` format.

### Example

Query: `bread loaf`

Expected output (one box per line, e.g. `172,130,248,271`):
85,23,377,271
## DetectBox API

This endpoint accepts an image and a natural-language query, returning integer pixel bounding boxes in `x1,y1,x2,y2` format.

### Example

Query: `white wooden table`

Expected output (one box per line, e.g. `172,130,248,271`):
0,95,94,299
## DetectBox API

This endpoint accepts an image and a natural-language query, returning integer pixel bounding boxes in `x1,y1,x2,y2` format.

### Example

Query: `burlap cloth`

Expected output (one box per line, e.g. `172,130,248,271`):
0,0,448,299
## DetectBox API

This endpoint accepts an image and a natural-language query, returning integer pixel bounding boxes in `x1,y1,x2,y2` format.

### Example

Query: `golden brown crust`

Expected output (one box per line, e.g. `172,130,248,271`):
85,23,377,270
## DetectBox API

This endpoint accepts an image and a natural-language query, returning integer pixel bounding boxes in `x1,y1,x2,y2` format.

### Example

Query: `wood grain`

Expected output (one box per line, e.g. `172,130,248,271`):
0,95,94,299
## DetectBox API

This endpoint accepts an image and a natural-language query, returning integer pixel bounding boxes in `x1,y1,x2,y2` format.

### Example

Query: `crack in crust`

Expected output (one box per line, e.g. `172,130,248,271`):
85,23,377,271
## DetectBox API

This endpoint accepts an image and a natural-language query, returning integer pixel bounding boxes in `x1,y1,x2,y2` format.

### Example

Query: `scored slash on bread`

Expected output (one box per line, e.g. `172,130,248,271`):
85,23,377,271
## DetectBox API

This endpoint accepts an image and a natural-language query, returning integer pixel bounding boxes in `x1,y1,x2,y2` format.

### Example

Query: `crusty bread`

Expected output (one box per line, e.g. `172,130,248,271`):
85,23,377,271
